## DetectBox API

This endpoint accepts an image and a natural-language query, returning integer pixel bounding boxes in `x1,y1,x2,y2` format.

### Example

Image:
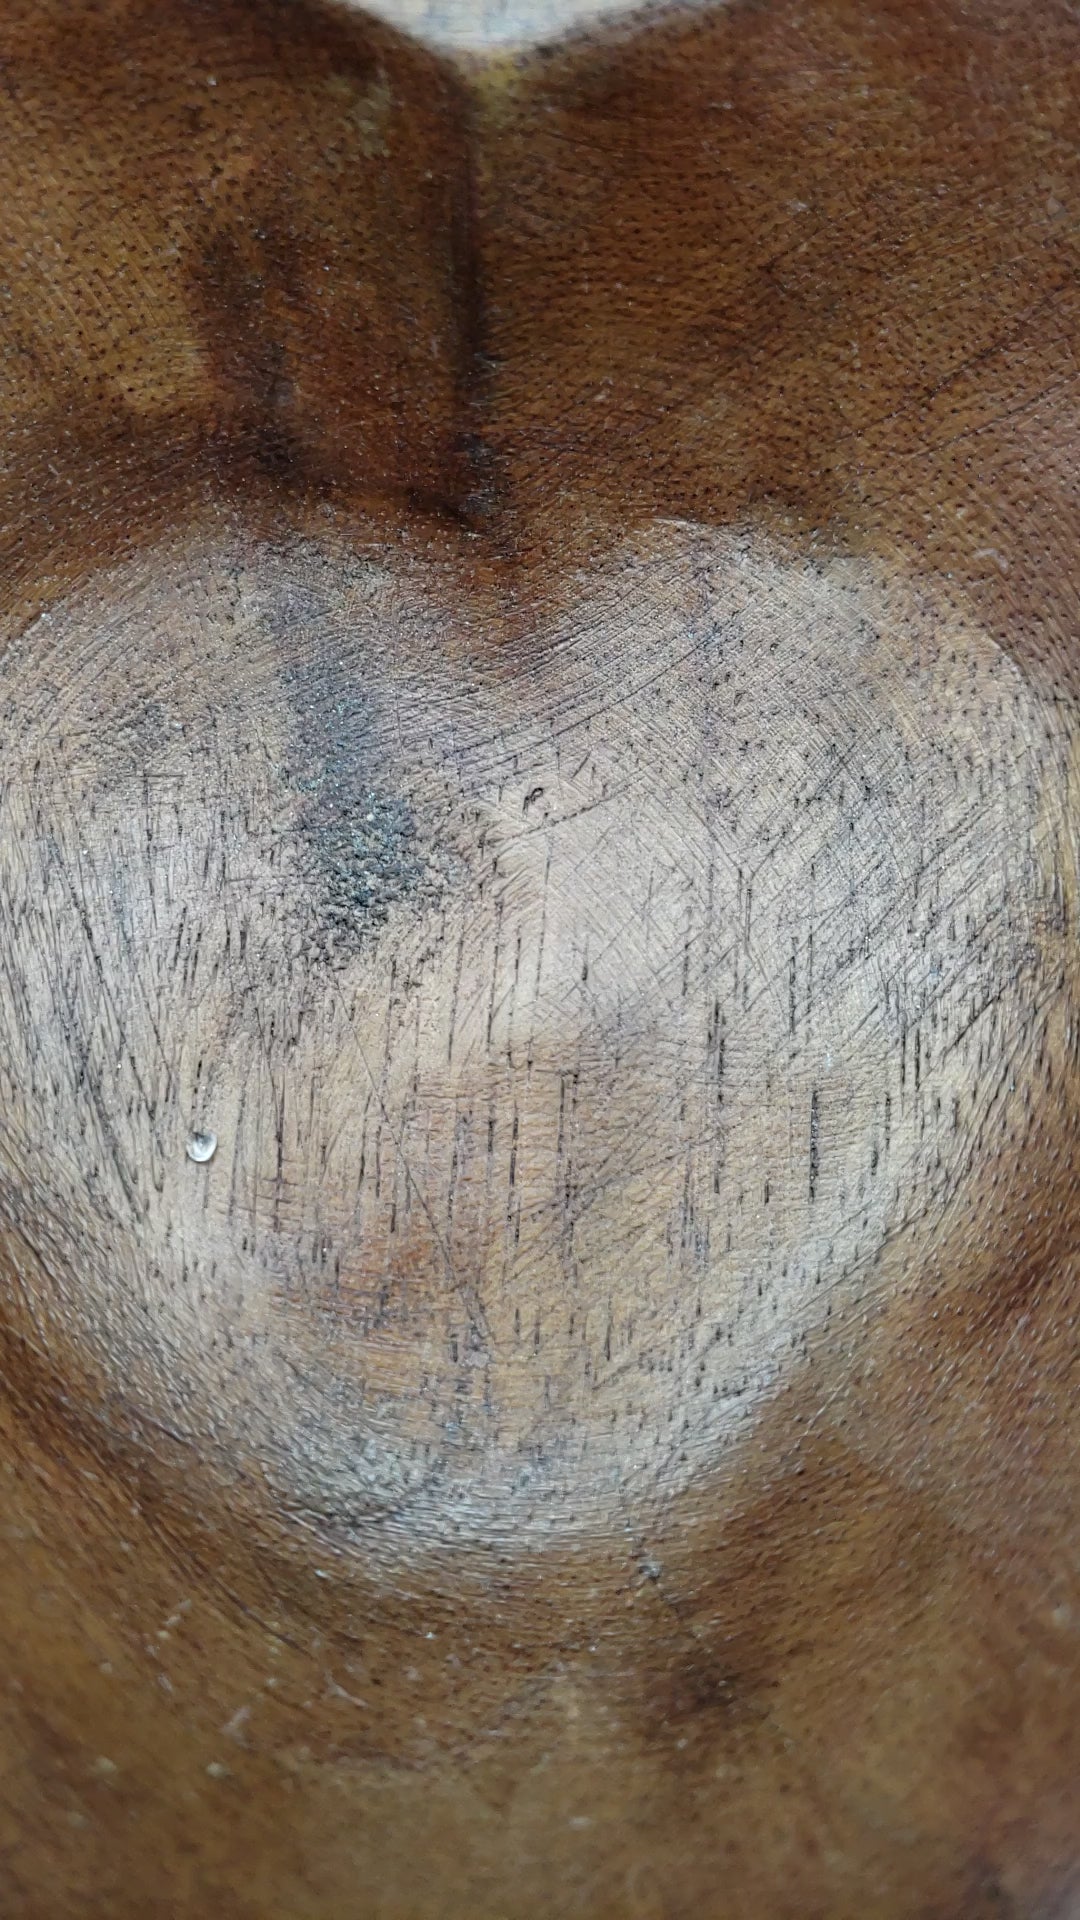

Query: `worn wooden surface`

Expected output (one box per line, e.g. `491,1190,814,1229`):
1,0,1079,1913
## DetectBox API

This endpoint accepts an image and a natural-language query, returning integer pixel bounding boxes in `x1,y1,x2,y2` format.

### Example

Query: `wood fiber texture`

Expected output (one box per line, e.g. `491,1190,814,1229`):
0,0,1079,1914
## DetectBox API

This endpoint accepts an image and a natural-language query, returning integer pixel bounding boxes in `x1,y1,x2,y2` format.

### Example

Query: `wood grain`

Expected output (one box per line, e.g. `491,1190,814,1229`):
0,0,1079,1913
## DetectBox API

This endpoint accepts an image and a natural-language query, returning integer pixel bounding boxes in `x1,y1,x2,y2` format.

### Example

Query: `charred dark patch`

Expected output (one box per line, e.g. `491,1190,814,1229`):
302,778,427,948
280,651,450,954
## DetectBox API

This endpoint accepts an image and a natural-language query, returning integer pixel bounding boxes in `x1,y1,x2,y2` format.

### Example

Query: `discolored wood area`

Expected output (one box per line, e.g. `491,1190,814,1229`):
1,0,1079,1914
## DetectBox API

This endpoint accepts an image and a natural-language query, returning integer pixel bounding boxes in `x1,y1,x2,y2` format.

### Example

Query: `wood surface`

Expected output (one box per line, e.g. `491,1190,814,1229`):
0,0,1079,1913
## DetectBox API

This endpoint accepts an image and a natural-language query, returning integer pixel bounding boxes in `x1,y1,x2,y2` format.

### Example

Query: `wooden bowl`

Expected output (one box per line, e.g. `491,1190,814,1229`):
2,0,1079,1912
